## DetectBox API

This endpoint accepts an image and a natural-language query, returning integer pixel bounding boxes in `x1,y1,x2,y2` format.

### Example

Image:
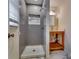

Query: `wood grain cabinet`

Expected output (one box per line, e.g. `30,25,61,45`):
49,31,64,51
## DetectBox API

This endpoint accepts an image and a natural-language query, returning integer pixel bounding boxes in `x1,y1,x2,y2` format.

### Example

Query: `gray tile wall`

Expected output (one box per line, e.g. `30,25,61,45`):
19,0,28,58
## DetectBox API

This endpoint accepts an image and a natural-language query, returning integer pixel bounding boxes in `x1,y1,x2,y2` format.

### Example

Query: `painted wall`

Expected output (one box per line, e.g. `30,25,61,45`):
57,0,71,58
61,0,71,58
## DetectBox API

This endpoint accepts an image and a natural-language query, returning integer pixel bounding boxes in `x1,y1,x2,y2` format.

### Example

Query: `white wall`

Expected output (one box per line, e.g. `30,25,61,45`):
58,0,71,58
62,0,71,58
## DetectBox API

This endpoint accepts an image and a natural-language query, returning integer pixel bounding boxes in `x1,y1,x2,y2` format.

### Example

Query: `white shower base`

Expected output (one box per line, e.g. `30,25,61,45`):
21,45,45,59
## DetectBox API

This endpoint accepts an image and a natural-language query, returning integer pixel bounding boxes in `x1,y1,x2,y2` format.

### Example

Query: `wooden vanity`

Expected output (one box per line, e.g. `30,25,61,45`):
49,31,64,51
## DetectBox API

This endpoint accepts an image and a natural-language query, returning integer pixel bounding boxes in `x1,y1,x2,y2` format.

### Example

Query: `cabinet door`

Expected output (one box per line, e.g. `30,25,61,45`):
8,27,19,59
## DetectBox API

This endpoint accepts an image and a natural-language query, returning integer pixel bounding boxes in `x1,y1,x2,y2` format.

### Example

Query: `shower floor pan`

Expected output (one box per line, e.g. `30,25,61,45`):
21,45,45,59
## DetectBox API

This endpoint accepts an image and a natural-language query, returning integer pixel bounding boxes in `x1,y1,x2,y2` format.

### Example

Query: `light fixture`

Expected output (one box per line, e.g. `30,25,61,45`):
34,0,38,1
49,10,56,15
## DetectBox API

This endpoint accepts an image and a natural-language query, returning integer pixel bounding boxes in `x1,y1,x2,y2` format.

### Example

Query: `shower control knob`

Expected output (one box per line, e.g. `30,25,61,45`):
32,49,36,52
41,27,44,30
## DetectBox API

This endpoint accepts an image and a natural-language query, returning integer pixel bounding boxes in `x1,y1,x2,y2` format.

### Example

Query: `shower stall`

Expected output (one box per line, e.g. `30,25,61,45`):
19,0,50,59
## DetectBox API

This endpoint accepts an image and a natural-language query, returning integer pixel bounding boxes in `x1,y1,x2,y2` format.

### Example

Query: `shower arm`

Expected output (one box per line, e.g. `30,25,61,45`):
42,0,46,9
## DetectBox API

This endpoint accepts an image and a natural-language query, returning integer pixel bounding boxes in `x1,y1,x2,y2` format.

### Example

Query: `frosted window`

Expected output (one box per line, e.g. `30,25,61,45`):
9,0,19,22
28,16,40,25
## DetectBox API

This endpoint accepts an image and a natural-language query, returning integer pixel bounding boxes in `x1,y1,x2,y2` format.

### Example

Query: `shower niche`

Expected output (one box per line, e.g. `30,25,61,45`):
28,16,40,25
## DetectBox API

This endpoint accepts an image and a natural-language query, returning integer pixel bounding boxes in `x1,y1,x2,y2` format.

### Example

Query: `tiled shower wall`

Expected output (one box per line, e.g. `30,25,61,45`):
19,0,28,57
